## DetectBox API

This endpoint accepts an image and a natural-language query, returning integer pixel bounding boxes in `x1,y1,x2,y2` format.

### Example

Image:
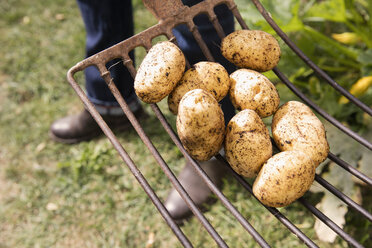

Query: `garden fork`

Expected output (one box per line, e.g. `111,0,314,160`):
66,0,372,247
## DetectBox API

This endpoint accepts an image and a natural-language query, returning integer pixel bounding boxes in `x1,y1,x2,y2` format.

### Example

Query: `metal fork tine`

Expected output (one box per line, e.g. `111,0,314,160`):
227,2,249,30
328,153,372,186
122,56,137,79
188,21,216,62
208,11,226,39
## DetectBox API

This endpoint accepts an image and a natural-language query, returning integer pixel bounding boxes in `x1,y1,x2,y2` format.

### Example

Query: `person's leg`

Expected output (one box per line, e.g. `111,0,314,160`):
165,0,236,220
79,0,137,106
173,1,234,61
50,0,143,144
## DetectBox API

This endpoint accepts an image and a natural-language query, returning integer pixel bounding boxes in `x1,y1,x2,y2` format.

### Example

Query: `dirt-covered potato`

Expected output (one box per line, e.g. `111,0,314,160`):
225,109,272,178
272,101,329,165
177,89,225,161
221,30,281,72
134,41,185,103
168,61,230,115
253,151,316,208
229,69,280,117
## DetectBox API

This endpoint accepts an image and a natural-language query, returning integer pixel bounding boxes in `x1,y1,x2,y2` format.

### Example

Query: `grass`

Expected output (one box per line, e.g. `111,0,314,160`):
0,0,371,247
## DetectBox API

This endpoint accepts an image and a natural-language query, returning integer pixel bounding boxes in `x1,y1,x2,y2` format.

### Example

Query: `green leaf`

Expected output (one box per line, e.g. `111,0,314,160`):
280,0,304,33
264,0,298,23
361,65,372,77
357,49,372,75
309,76,320,96
324,122,363,163
235,0,266,29
275,83,301,104
357,118,372,181
314,189,348,243
359,149,372,181
357,49,372,65
295,31,316,57
246,0,304,33
304,26,359,61
345,0,366,24
304,0,347,23
313,161,360,243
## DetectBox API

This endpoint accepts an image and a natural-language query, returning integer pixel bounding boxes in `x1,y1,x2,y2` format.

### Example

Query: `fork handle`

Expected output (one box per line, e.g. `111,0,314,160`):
142,0,185,20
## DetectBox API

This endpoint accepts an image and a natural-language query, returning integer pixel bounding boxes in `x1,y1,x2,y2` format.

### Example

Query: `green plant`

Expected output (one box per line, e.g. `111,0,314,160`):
57,143,117,183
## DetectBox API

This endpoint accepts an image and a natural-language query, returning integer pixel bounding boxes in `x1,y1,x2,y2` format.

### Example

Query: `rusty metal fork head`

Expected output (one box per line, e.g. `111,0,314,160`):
142,0,186,20
66,0,246,148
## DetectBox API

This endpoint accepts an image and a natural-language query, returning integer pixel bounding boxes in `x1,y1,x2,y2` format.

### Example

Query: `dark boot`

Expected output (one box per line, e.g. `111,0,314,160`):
164,156,227,221
49,106,145,144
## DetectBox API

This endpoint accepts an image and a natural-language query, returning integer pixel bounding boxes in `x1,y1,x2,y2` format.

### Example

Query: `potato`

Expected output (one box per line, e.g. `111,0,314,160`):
229,69,280,117
168,61,230,115
221,30,281,72
253,151,316,207
225,109,272,178
134,41,185,103
272,101,329,165
177,89,225,161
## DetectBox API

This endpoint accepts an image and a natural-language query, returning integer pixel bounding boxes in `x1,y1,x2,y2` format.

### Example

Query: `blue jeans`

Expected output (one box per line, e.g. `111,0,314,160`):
77,0,236,123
